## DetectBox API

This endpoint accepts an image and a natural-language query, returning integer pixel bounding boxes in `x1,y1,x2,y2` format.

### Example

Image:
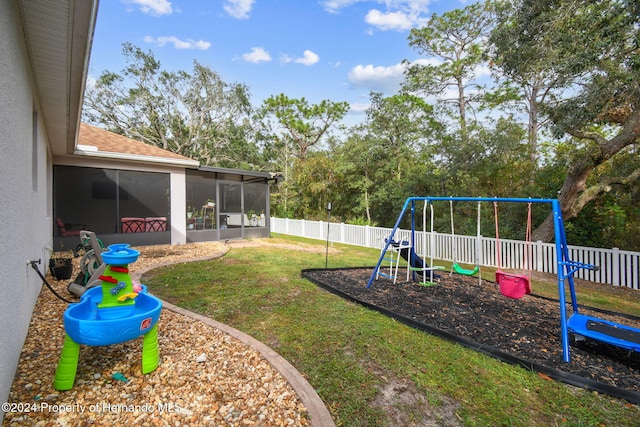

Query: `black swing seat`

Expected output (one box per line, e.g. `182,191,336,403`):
567,313,640,352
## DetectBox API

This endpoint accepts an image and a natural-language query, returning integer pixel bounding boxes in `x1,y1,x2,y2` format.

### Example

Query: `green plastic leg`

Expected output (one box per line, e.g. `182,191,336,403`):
141,323,160,374
53,334,80,391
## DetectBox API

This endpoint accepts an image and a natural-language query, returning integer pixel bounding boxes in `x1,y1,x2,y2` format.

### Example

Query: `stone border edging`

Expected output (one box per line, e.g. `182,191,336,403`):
132,247,335,427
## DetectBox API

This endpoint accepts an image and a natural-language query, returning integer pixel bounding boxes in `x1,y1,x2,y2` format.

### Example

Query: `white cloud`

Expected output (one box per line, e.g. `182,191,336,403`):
85,74,97,90
241,47,272,63
348,102,370,113
475,64,492,79
348,58,441,93
295,50,320,66
144,36,211,50
223,0,255,19
321,0,360,14
321,0,431,30
280,50,320,66
365,9,413,31
123,0,173,16
348,63,406,93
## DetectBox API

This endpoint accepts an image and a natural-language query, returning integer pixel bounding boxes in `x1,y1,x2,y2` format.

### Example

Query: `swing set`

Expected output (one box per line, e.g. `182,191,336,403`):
368,196,640,363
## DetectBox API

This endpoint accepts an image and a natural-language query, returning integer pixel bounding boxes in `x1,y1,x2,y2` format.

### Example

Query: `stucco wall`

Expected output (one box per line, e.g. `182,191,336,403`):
0,1,54,416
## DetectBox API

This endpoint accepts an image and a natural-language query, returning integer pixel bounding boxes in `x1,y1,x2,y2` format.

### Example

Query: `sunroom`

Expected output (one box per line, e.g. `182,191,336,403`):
53,124,276,250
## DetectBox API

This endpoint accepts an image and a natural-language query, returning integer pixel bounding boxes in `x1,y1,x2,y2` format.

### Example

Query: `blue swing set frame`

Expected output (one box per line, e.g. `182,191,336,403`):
367,196,640,363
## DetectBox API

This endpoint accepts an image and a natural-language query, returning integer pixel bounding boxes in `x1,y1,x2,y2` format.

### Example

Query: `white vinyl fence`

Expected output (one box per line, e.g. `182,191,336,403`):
271,217,640,290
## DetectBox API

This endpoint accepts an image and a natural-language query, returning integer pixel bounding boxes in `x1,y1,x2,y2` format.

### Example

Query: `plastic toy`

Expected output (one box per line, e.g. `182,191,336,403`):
53,244,162,390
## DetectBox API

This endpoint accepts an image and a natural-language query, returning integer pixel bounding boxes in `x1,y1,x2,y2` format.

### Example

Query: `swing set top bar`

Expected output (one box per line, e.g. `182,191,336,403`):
401,196,559,207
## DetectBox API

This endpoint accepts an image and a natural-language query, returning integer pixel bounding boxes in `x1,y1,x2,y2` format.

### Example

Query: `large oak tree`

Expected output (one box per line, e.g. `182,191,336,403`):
491,0,640,241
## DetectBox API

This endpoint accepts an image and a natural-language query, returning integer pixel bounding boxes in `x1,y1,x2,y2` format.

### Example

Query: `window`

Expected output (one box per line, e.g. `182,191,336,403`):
244,180,267,226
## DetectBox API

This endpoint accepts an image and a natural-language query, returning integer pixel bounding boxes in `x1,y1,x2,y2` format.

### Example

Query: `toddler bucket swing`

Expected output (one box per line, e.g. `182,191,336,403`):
494,201,532,299
449,201,481,282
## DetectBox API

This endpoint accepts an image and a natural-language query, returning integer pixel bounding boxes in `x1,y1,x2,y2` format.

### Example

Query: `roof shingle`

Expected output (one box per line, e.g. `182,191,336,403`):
78,123,193,162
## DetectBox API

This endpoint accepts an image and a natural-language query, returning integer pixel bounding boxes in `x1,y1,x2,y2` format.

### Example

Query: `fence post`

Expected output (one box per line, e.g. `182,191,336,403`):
535,240,544,272
612,247,620,287
365,225,370,248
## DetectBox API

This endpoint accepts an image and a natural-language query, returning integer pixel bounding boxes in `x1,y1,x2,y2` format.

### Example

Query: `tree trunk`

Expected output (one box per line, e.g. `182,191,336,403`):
532,110,640,242
527,84,538,165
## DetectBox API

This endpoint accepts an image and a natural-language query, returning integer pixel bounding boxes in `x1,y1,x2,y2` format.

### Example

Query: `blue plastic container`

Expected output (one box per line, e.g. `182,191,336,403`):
63,286,162,346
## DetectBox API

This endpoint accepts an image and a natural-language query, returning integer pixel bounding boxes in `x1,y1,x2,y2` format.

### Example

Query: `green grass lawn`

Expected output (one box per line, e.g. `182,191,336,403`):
142,234,640,426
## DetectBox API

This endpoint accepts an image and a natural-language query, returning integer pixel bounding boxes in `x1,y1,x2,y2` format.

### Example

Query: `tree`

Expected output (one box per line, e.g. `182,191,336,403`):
259,94,349,218
366,92,438,181
484,62,555,165
491,0,640,241
83,43,262,168
331,127,377,224
487,0,562,165
292,152,337,217
260,94,349,159
404,2,496,141
327,93,440,227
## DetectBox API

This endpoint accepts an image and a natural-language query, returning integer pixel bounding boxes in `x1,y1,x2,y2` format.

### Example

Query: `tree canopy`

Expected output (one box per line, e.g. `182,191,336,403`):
83,43,263,169
490,0,640,241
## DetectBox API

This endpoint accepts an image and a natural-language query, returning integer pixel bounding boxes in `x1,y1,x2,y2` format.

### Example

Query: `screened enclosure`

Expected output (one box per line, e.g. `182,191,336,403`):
53,165,273,249
185,168,271,243
53,166,170,247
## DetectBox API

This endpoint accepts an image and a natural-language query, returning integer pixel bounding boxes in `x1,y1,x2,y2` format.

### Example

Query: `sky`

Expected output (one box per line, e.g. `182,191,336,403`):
88,0,474,125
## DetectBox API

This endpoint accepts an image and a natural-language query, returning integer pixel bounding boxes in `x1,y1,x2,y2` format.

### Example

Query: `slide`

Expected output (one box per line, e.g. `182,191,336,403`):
389,240,439,279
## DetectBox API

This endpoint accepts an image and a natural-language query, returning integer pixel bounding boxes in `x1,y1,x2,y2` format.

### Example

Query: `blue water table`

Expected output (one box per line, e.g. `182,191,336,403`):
53,244,162,390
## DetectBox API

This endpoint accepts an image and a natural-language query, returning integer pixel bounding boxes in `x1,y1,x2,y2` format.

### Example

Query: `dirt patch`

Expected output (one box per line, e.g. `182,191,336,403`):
303,267,640,401
370,370,462,427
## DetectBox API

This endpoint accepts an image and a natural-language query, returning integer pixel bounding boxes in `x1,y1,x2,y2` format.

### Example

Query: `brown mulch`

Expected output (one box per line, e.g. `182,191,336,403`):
302,267,640,400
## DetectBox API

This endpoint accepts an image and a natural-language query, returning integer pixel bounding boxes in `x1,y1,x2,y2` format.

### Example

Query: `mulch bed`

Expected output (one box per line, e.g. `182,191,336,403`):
302,267,640,402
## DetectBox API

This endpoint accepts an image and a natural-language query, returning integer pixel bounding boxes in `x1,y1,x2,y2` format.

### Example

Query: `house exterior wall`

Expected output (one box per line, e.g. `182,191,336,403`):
0,1,54,413
170,170,188,245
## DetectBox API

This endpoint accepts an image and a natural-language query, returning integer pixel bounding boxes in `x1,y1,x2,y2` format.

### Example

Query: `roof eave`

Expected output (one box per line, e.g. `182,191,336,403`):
73,148,201,168
18,0,99,156
198,165,277,180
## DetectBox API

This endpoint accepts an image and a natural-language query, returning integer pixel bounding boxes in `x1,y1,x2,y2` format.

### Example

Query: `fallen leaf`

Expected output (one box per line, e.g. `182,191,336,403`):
538,372,553,382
